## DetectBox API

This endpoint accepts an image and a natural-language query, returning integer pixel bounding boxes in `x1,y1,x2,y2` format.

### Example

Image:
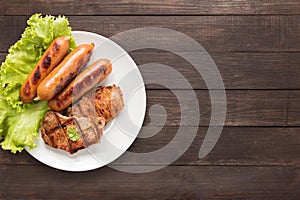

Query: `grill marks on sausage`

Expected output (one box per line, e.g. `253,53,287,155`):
23,81,31,96
65,86,74,98
76,57,86,71
87,50,92,57
53,42,60,52
58,57,86,94
32,66,41,85
93,65,108,79
55,84,63,94
55,72,76,96
52,86,74,109
53,64,109,107
99,65,107,74
74,65,107,96
42,53,51,69
67,73,74,82
31,52,52,85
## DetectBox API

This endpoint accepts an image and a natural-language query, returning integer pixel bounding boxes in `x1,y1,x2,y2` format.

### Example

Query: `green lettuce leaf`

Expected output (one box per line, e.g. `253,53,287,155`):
0,14,76,153
0,99,9,139
1,101,48,153
67,127,81,142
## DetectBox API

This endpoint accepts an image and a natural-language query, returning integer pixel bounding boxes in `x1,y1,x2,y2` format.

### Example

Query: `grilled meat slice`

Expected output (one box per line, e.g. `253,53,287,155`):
41,112,105,154
75,116,105,146
91,85,124,124
41,111,71,152
75,95,96,118
40,85,124,154
73,85,124,147
54,112,85,154
70,84,124,123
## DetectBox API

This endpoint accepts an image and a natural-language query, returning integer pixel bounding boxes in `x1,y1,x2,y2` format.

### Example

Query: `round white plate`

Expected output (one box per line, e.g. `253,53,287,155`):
26,31,146,172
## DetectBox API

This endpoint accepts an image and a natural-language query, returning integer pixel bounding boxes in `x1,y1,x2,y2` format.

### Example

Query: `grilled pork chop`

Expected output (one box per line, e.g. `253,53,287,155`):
41,85,124,154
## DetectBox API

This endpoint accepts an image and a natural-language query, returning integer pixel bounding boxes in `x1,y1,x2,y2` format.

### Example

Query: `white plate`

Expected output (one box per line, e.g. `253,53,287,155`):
26,31,146,172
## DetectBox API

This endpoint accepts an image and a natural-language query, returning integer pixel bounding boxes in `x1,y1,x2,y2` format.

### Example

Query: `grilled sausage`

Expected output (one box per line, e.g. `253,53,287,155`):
20,36,70,103
48,59,112,111
37,43,94,100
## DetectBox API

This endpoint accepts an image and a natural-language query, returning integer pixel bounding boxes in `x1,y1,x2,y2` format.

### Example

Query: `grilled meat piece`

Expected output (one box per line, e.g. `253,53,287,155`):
54,112,85,153
92,85,124,124
75,116,105,146
40,85,124,154
41,111,71,152
66,84,124,124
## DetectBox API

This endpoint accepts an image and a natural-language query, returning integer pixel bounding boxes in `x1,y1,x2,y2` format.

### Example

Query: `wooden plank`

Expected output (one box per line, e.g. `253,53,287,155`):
0,85,292,127
119,127,300,166
0,165,298,199
287,91,300,126
130,51,300,90
1,51,299,90
0,16,300,53
0,127,299,166
172,127,300,166
1,0,300,15
1,51,300,90
144,90,289,127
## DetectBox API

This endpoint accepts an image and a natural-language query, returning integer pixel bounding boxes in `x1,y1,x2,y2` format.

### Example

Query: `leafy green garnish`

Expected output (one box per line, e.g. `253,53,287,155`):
0,14,76,153
0,100,48,153
67,127,81,142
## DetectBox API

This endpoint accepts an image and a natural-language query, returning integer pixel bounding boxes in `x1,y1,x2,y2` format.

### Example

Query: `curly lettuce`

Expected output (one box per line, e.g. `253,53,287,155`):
0,100,48,153
0,14,76,153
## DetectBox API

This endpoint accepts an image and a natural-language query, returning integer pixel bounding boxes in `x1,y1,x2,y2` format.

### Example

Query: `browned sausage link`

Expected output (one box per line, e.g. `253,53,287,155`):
37,43,94,101
48,59,112,111
20,36,70,103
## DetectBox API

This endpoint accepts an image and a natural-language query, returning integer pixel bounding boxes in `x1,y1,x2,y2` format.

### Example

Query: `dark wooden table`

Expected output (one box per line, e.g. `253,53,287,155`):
0,1,300,199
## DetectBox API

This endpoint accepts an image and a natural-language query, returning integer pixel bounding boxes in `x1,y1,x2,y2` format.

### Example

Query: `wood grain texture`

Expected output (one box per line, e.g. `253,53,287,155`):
1,1,300,199
0,165,299,199
0,0,300,15
130,51,300,90
144,90,291,126
0,16,300,53
1,127,299,166
1,51,300,90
